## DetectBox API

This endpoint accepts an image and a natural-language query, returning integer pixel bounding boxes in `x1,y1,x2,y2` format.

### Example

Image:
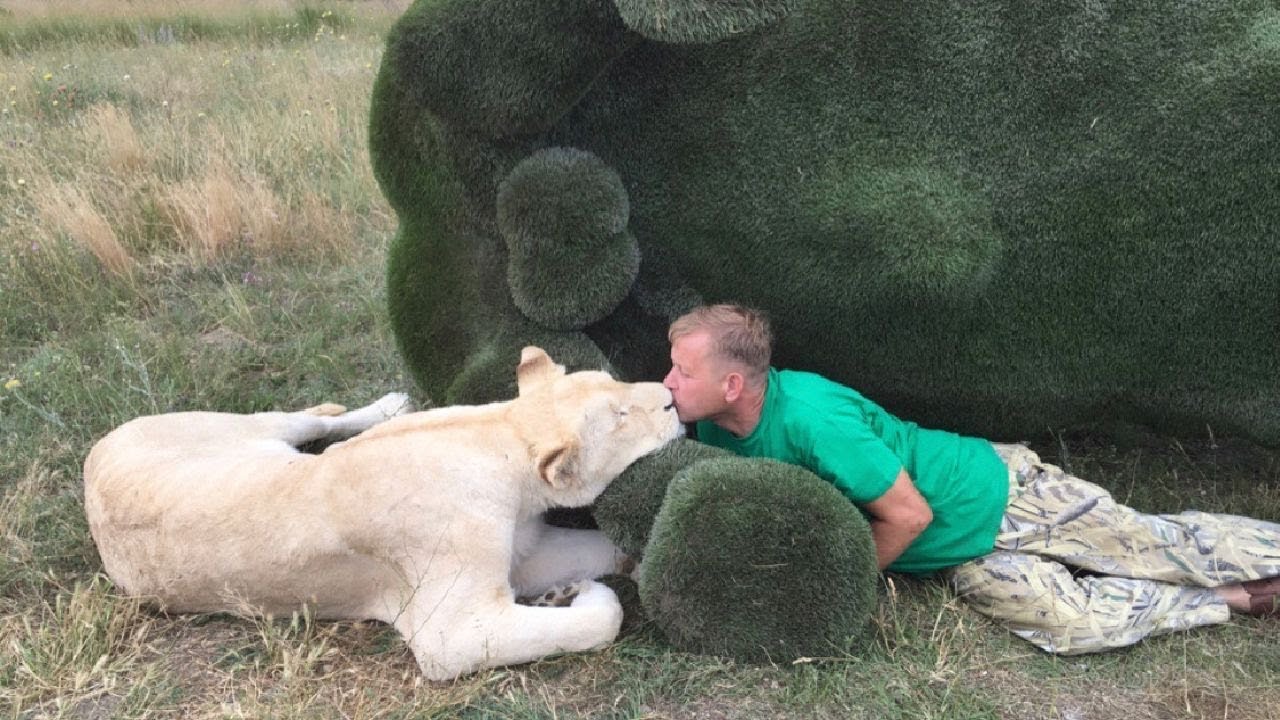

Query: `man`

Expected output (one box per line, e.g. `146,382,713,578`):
663,303,1280,654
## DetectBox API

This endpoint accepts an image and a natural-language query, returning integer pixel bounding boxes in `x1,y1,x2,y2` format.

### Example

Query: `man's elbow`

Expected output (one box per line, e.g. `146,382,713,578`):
906,504,933,535
880,506,932,536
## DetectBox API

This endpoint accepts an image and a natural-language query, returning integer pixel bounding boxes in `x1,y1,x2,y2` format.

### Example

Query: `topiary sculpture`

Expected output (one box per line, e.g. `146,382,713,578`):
371,0,1279,441
369,0,1280,659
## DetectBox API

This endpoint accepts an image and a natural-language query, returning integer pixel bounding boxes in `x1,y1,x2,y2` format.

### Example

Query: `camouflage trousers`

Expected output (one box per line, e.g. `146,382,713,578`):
947,444,1280,655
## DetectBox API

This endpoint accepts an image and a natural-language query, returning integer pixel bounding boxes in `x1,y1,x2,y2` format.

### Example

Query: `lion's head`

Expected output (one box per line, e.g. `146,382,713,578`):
512,346,682,509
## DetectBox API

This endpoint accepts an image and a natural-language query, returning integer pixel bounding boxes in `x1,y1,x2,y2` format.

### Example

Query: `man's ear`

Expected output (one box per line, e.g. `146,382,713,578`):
517,346,565,396
724,371,745,403
537,441,580,489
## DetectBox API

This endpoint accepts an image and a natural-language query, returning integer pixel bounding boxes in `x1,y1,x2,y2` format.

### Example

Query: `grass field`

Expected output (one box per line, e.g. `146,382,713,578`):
2,2,1279,717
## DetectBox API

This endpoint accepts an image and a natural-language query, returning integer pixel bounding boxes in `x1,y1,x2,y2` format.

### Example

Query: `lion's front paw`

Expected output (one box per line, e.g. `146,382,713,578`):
569,579,620,610
517,580,590,608
517,579,620,610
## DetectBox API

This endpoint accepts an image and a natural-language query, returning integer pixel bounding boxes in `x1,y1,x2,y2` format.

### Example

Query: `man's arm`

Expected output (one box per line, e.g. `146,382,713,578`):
863,469,933,570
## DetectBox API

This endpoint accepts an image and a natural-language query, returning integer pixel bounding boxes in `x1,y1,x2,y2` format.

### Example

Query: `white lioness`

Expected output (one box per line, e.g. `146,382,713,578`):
84,347,681,680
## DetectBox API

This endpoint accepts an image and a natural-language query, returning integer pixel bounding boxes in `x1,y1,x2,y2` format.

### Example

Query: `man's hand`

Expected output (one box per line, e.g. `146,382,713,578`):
864,469,933,570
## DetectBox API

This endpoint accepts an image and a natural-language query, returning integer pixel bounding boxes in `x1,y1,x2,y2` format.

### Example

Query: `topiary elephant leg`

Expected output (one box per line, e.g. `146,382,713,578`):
637,457,880,662
596,443,881,662
497,147,641,331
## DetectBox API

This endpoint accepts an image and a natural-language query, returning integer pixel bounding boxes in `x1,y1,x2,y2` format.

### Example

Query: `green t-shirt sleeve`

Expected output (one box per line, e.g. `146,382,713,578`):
798,415,902,504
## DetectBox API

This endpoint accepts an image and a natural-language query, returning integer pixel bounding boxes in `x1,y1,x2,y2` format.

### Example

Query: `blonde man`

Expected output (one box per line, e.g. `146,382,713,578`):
664,303,1280,654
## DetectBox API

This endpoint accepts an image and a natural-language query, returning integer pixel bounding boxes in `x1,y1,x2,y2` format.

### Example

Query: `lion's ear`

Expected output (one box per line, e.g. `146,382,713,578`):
517,346,565,396
536,441,580,489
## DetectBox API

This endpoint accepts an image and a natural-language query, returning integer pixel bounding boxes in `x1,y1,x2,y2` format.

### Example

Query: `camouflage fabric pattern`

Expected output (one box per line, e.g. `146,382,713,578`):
947,444,1280,654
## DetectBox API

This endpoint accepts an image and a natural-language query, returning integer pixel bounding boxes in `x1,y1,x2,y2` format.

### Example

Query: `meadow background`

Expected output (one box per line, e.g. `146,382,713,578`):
2,1,1278,717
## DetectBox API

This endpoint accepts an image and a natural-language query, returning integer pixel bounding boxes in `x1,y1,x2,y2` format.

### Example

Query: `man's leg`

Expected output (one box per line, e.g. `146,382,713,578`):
948,551,1229,654
990,443,1280,586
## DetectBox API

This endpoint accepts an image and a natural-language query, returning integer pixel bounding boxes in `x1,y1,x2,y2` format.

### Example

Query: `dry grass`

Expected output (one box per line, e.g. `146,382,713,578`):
2,0,409,23
80,102,145,172
2,22,392,289
1,578,152,715
161,155,358,261
3,0,287,20
0,464,49,580
35,181,135,277
165,156,250,261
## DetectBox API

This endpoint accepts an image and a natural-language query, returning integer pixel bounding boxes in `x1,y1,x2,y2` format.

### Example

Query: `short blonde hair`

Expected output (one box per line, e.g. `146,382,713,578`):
669,304,772,382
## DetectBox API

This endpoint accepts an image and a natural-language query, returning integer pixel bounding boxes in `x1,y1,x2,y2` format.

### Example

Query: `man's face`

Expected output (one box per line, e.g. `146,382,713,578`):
663,331,729,424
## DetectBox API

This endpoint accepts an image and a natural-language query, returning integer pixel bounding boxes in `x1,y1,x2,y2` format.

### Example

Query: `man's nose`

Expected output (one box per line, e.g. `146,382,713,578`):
662,368,676,389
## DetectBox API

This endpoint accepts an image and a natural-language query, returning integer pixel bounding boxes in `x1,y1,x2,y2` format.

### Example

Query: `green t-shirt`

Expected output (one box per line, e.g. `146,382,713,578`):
696,368,1008,574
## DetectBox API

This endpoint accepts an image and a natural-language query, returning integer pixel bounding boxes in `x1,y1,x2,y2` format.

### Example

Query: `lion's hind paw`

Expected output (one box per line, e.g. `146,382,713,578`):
373,392,413,419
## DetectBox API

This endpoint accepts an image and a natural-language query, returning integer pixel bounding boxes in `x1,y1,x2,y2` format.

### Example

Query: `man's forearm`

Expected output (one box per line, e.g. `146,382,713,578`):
864,469,933,570
870,518,925,570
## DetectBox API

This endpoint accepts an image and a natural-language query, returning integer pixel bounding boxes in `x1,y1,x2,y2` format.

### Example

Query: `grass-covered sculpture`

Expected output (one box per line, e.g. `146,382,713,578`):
594,440,879,661
369,0,1280,658
371,0,1279,441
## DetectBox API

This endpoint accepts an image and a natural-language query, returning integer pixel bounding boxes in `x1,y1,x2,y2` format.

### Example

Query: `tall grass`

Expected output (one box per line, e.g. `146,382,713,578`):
0,576,151,715
1,2,1279,718
0,1,406,54
1,3,396,343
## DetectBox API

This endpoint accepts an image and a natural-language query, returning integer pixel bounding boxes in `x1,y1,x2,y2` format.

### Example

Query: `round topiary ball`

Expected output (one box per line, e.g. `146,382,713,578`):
496,147,639,330
639,457,878,663
594,439,733,558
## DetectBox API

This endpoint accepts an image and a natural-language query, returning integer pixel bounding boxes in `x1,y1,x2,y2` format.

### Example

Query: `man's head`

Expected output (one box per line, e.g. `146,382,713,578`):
663,304,772,424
